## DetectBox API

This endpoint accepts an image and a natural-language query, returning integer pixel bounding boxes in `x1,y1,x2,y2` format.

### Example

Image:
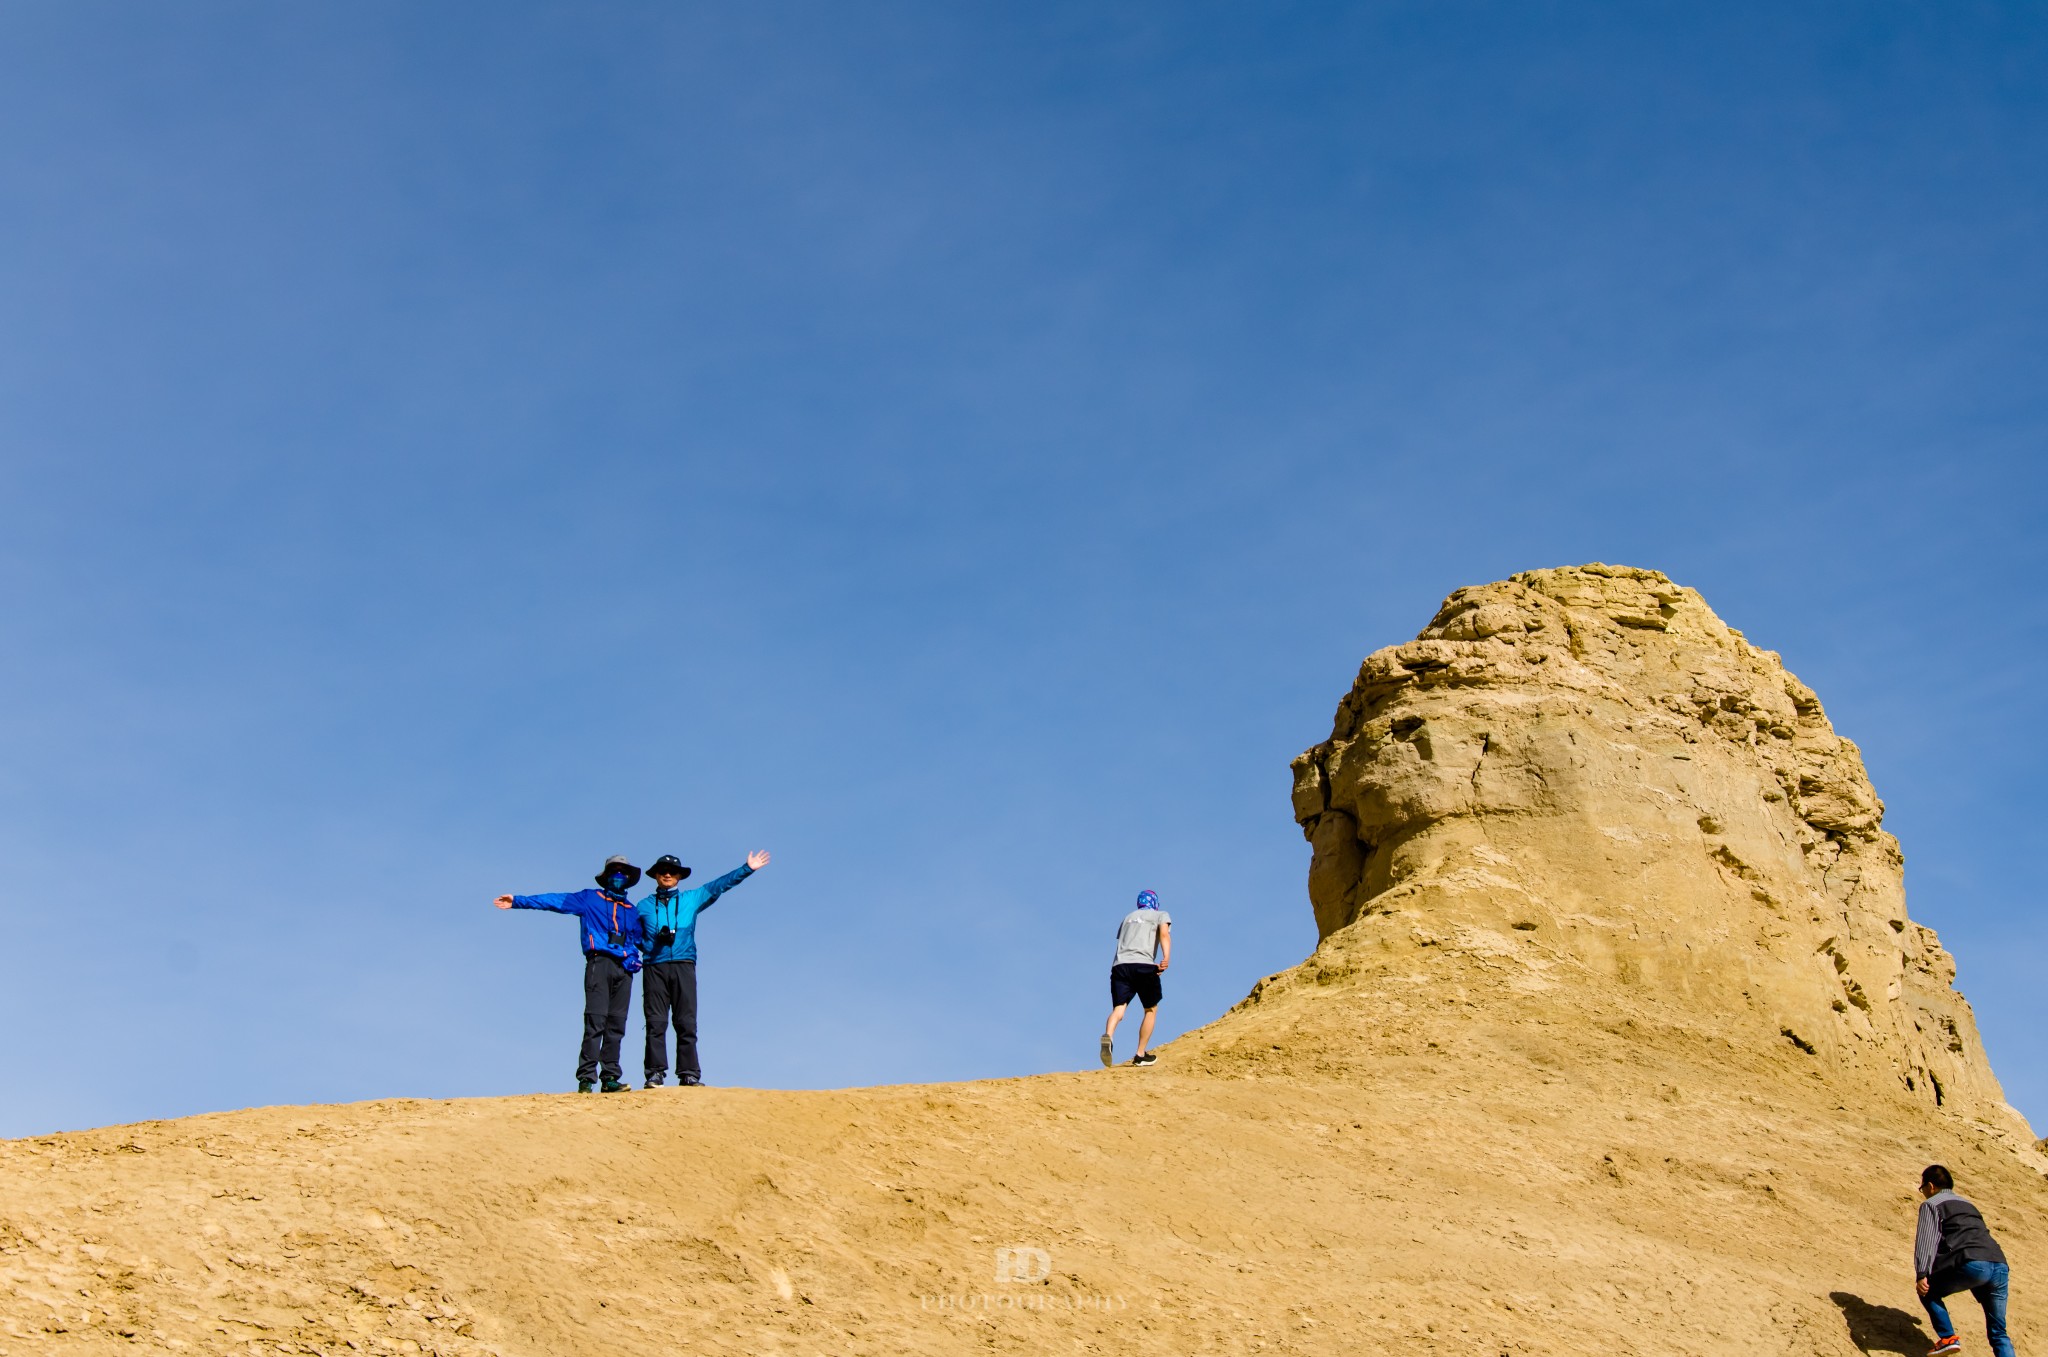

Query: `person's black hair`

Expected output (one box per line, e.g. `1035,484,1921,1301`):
1922,1164,1954,1191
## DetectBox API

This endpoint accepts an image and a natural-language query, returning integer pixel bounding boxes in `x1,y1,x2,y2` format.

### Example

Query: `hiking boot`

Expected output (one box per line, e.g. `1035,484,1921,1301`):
1099,1036,1114,1068
1927,1338,1963,1356
1130,1051,1157,1066
600,1078,628,1093
577,1080,595,1094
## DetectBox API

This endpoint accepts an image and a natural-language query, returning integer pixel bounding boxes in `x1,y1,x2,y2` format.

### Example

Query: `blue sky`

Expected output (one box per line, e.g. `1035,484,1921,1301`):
1,3,2042,1137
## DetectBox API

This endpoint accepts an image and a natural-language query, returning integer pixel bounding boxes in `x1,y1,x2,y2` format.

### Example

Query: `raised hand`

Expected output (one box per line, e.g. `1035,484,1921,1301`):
747,850,771,870
493,895,514,910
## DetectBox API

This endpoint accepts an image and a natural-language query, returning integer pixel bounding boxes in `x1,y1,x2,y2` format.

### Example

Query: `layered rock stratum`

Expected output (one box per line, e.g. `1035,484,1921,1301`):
2,565,2041,1357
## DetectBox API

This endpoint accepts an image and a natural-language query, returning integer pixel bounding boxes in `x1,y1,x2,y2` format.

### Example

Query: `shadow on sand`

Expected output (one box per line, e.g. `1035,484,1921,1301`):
1831,1291,1930,1355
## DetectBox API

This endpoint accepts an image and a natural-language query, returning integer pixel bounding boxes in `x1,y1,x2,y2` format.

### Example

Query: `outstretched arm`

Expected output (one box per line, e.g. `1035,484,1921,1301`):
494,892,575,914
697,851,771,912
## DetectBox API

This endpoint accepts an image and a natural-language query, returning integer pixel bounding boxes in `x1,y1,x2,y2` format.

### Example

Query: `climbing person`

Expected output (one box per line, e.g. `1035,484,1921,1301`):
636,849,771,1087
1100,889,1171,1068
494,855,647,1094
1914,1163,2016,1357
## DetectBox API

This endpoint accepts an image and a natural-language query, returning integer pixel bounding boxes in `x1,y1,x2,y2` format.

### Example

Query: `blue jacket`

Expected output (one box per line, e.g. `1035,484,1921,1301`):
635,864,754,965
509,888,646,970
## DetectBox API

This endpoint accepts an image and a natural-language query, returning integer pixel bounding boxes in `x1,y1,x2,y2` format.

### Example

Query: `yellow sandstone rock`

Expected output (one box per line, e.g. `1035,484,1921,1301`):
1286,564,2027,1140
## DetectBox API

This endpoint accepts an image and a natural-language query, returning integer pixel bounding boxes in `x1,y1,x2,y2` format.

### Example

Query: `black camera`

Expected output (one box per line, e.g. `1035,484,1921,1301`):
653,925,677,949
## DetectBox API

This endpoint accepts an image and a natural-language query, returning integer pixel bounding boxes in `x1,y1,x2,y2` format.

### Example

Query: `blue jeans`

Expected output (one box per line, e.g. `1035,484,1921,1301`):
1921,1260,2014,1357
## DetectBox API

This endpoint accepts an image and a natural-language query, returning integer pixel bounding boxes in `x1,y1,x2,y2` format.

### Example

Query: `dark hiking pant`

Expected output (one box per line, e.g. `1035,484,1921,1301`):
643,959,700,1084
579,952,633,1084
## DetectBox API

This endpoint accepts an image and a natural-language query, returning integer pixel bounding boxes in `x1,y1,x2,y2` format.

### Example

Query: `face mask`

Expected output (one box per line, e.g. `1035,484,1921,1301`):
607,874,630,891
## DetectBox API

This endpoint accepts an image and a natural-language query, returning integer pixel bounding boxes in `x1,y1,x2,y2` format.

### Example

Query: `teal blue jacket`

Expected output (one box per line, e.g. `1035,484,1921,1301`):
635,864,754,965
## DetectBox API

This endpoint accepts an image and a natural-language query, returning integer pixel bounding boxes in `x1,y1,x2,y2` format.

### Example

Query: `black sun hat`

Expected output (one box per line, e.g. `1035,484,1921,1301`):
595,855,642,890
647,854,692,882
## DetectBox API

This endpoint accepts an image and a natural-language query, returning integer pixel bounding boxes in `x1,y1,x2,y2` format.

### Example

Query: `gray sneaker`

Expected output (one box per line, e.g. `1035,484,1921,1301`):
1099,1036,1114,1068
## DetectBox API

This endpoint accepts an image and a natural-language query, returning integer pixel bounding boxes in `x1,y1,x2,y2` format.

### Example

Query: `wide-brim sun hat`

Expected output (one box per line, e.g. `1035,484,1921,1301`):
596,855,642,889
648,854,692,882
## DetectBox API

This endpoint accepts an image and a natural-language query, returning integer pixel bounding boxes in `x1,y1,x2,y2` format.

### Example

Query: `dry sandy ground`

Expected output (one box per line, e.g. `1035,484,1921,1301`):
6,934,2045,1357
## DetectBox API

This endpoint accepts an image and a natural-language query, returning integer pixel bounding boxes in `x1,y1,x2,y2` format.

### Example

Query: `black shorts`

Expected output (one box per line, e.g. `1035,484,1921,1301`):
1110,962,1162,1010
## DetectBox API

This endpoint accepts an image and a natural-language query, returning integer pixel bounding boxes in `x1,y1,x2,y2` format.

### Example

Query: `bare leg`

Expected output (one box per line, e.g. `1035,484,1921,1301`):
1135,1005,1158,1055
1099,1003,1129,1067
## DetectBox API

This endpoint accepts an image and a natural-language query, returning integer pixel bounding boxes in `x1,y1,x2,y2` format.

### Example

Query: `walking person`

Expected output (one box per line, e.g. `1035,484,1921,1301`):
1100,889,1171,1068
494,855,647,1093
1915,1163,2017,1357
637,849,770,1087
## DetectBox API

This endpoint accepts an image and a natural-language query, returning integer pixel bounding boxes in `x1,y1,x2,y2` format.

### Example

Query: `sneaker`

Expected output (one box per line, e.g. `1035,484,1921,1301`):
1928,1338,1963,1356
600,1078,628,1093
679,1074,703,1087
577,1081,595,1094
1130,1052,1157,1066
1099,1036,1114,1068
644,1077,665,1089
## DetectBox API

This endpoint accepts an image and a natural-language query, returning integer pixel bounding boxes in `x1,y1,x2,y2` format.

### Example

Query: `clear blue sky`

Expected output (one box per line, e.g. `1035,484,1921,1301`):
2,3,2042,1137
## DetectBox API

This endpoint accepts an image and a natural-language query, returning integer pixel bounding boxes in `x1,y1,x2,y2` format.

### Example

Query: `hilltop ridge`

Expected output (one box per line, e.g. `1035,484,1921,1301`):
2,565,2041,1357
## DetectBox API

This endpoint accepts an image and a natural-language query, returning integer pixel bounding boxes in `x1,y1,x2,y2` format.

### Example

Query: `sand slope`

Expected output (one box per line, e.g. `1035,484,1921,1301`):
3,934,2044,1357
6,565,2044,1356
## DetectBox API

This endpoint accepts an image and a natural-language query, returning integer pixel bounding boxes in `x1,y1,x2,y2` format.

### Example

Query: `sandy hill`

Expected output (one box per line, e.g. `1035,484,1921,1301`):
4,565,2043,1357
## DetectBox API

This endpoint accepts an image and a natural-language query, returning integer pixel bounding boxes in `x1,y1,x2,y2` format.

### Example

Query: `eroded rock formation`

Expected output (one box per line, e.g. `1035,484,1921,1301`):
1289,564,2027,1136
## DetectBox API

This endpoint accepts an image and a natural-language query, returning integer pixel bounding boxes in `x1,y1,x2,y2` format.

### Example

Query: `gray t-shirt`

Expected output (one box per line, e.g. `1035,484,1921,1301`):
1114,908,1171,966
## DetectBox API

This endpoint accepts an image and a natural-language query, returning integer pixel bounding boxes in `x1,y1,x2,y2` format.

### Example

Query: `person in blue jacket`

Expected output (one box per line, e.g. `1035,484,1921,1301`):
494,855,647,1093
637,848,770,1087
